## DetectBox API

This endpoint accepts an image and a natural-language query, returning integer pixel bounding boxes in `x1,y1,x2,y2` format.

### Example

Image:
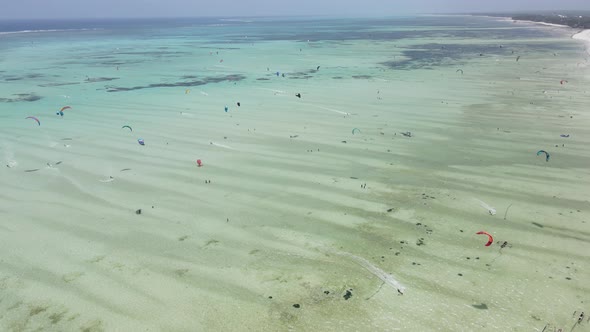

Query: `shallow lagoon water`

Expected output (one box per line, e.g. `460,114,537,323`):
1,16,589,331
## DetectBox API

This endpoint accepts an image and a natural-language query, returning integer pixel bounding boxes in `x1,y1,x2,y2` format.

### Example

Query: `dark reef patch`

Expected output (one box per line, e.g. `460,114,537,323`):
471,303,488,310
3,73,45,81
85,77,120,83
380,42,576,70
0,93,42,103
105,74,245,92
38,82,81,87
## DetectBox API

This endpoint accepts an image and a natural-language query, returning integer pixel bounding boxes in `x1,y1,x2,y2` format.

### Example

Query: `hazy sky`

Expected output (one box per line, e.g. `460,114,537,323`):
1,0,589,19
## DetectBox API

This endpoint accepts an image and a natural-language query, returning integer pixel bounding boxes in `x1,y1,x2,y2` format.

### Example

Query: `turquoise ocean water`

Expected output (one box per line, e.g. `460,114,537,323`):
1,16,589,331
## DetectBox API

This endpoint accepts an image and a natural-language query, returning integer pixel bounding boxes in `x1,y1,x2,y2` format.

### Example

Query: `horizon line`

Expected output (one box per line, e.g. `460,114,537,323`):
1,10,588,21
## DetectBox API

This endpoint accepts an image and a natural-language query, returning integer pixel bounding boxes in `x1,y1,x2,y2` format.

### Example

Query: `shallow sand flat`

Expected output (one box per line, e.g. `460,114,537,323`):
1,17,590,331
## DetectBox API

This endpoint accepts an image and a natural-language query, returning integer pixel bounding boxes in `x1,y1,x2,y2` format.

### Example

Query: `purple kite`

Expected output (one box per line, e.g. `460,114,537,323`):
25,116,40,126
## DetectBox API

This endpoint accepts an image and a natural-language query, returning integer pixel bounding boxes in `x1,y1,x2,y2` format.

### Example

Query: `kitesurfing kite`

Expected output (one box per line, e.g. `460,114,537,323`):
456,69,463,75
25,116,40,126
56,105,71,116
122,125,132,132
476,231,493,247
352,128,361,135
536,150,550,162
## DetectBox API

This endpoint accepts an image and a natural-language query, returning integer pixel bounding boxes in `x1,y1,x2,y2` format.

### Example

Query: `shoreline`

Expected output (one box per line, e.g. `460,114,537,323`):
470,14,575,29
572,29,590,54
511,17,571,28
492,14,590,55
513,18,570,28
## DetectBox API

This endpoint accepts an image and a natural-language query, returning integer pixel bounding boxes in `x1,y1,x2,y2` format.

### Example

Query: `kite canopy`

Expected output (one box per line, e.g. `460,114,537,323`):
122,125,132,132
536,150,550,162
456,69,463,75
60,106,71,111
476,231,493,247
25,116,40,126
352,128,361,135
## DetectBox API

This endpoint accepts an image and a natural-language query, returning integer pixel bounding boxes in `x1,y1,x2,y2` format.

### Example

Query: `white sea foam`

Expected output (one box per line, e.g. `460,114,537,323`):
210,142,235,150
329,249,405,294
0,28,100,35
304,103,350,116
475,198,497,216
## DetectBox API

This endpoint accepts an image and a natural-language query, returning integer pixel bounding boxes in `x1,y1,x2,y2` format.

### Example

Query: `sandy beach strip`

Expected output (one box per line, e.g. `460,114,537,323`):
490,15,572,29
519,20,570,28
572,29,590,54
